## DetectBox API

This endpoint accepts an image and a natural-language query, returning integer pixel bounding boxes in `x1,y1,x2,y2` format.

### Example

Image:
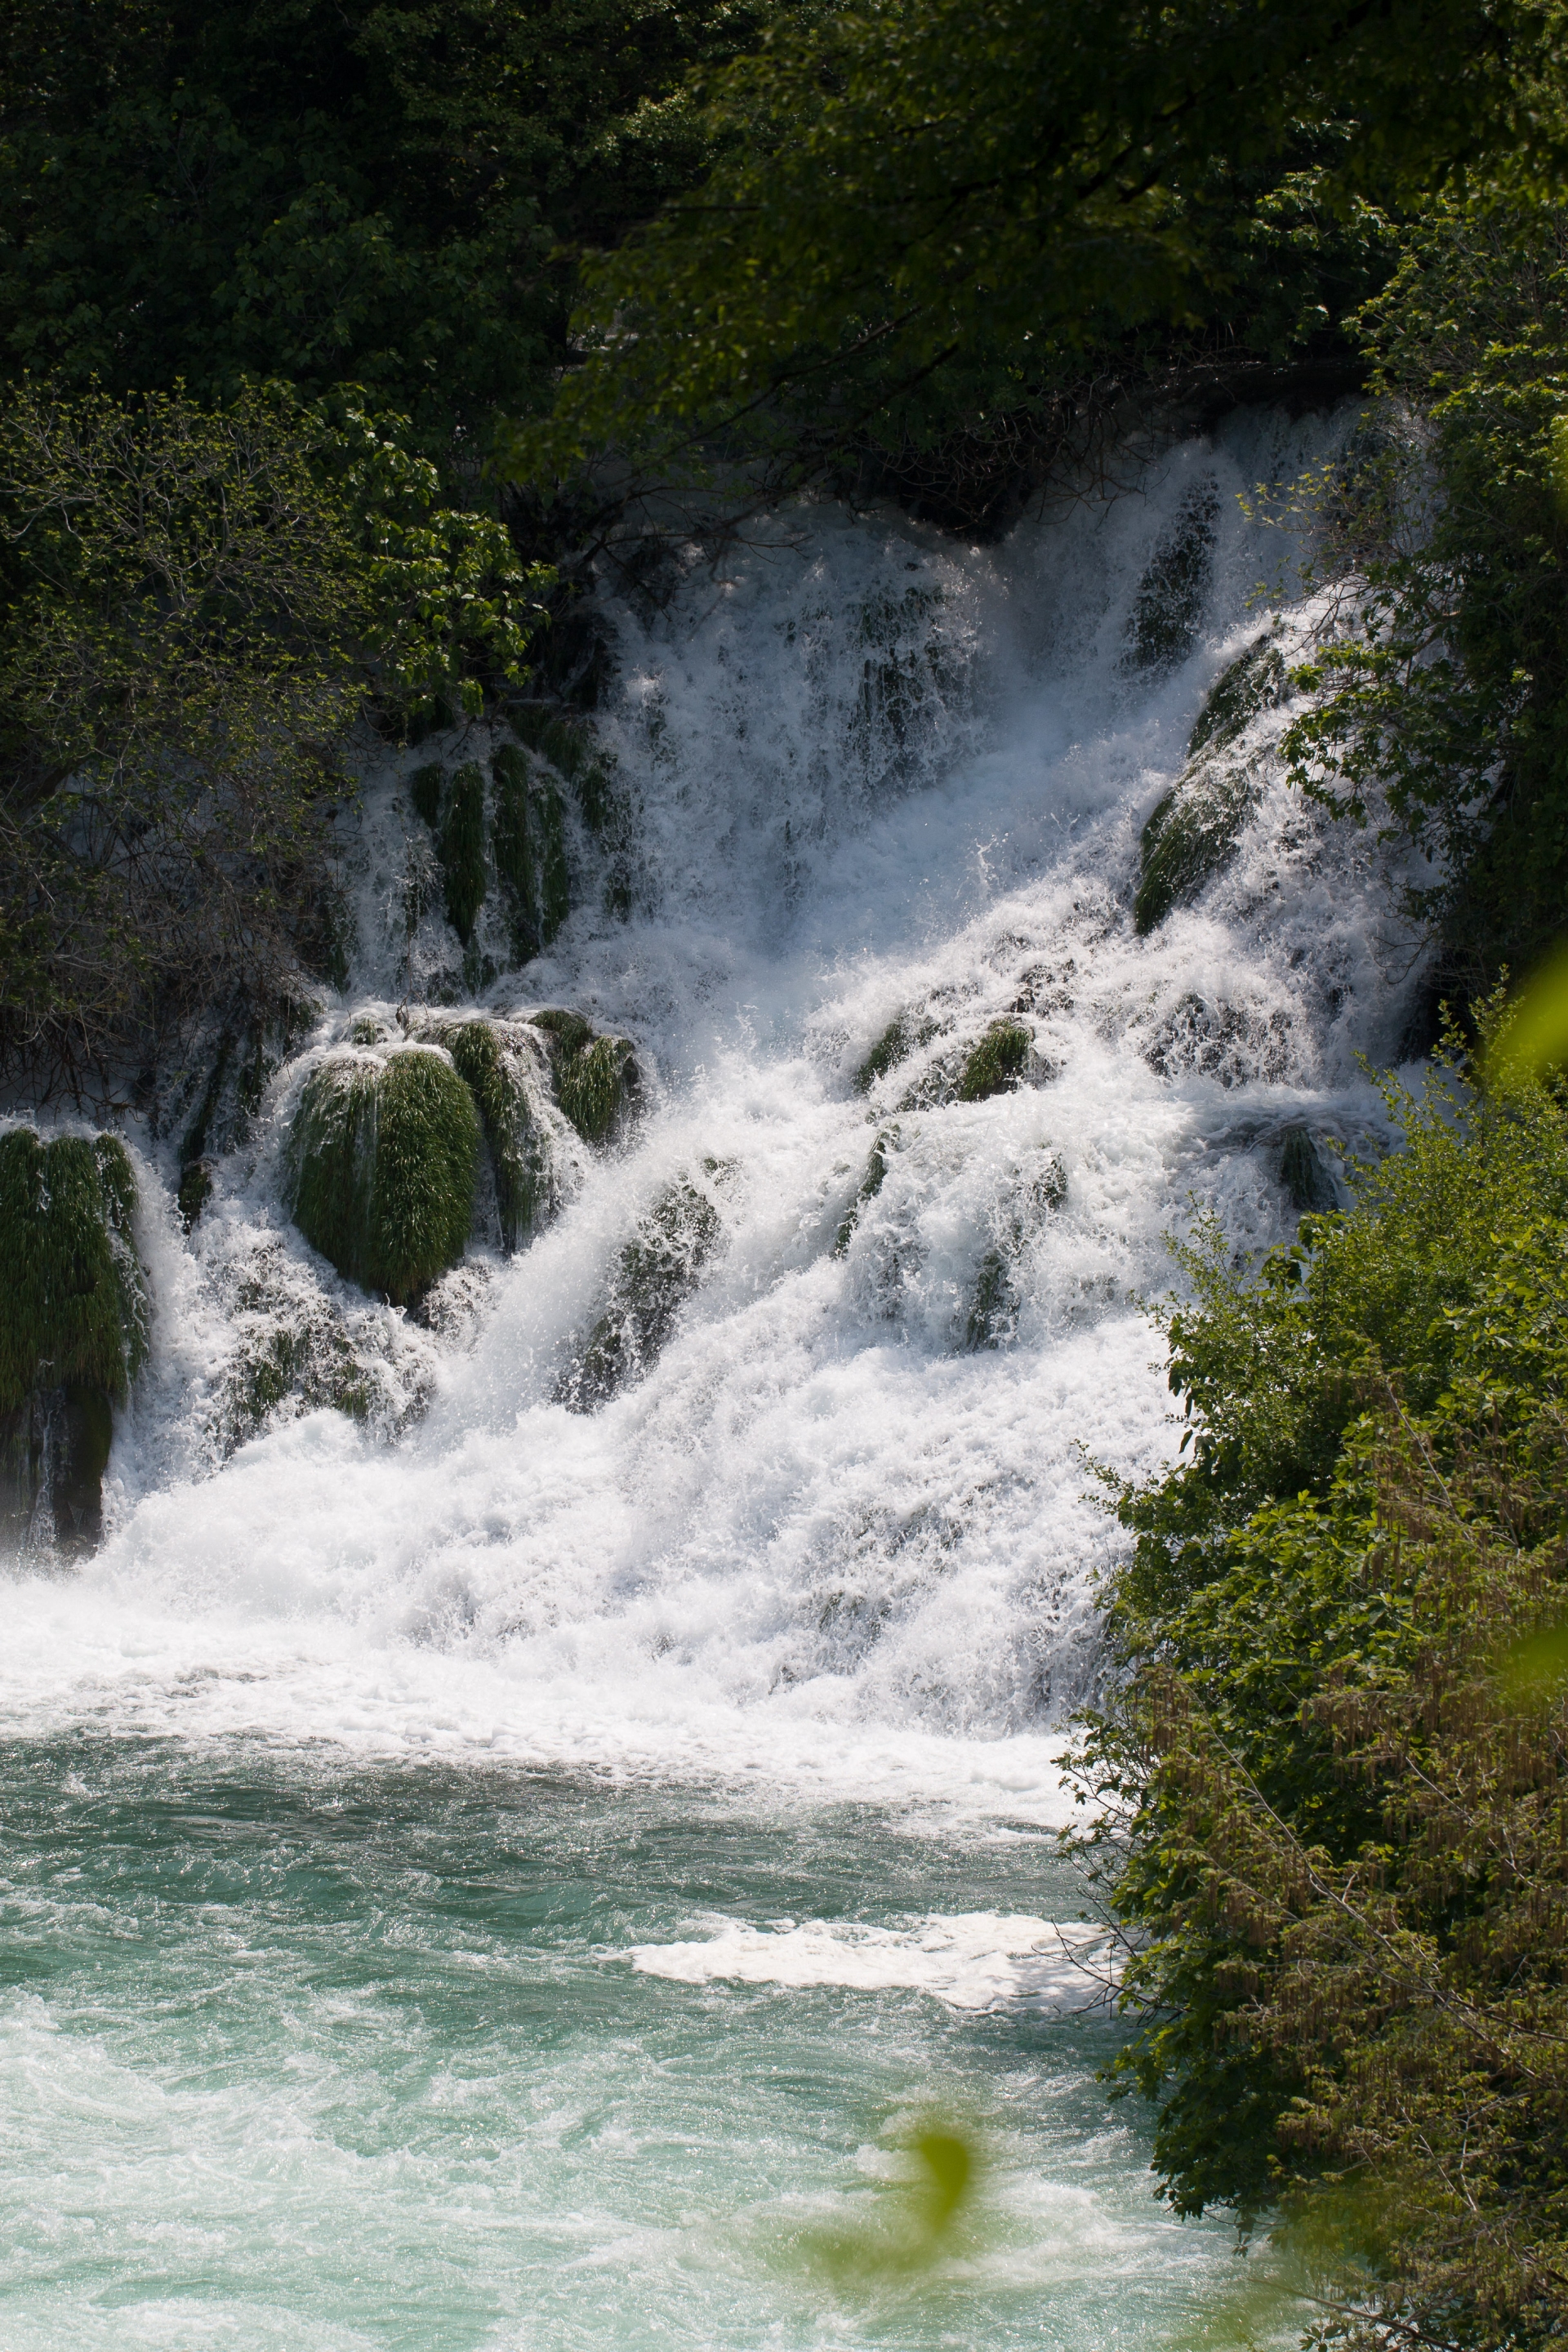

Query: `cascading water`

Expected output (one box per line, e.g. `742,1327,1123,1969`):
1,408,1426,2348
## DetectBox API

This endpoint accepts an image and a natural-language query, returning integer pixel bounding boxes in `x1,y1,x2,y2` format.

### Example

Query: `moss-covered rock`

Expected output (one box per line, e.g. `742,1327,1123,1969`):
1134,760,1261,935
833,1126,899,1257
955,1019,1033,1102
1281,1124,1341,1213
509,706,612,835
531,1010,638,1145
562,1177,724,1409
1123,480,1221,674
438,760,488,946
0,1129,148,1548
409,761,443,829
446,1019,546,1253
0,1130,147,1415
292,1046,480,1304
1187,635,1289,760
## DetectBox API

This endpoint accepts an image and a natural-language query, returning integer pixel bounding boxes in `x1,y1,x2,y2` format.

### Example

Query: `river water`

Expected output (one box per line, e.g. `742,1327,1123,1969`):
2,410,1423,2347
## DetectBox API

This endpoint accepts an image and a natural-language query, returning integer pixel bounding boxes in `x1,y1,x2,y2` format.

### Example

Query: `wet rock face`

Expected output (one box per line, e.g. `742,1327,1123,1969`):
291,1046,481,1306
559,1174,725,1410
1122,479,1222,674
1134,635,1294,935
1135,763,1262,935
0,1129,147,1551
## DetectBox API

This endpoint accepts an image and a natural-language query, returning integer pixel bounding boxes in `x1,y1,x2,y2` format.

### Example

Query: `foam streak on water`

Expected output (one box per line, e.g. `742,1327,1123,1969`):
2,408,1417,2346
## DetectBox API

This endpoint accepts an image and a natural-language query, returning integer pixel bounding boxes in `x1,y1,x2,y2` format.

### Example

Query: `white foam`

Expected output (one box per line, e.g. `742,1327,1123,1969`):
626,1910,1116,2008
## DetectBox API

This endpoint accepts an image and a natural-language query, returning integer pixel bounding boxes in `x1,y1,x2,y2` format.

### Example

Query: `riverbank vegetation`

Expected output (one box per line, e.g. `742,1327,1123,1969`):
1066,1008,1568,2346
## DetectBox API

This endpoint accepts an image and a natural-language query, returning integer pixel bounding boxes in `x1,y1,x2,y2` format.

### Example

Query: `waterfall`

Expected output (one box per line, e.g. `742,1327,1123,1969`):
2,406,1424,1812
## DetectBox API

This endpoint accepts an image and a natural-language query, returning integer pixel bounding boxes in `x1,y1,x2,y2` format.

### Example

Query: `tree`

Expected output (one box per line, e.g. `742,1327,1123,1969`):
519,0,1568,492
0,0,771,448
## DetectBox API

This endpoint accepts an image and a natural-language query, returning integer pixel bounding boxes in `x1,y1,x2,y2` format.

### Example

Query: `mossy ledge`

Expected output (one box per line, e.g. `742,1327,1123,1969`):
445,1019,546,1254
531,1009,639,1145
0,1129,148,1550
292,1046,480,1305
1134,761,1261,935
559,1176,724,1410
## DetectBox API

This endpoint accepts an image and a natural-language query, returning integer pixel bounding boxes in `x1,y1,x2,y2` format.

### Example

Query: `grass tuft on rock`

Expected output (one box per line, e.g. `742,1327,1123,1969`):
292,1046,479,1303
955,1020,1032,1102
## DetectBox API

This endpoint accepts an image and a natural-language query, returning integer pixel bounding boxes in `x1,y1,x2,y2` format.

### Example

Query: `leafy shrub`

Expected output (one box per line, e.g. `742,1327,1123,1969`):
1071,1029,1568,2344
1284,198,1568,992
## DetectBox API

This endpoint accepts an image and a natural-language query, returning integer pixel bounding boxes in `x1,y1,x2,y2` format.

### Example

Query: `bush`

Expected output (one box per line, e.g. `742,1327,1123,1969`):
1284,198,1568,993
1071,1028,1568,2345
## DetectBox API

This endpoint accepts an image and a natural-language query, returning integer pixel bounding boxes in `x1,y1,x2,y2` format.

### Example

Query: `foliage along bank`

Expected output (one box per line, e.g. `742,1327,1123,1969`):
1070,1018,1568,2349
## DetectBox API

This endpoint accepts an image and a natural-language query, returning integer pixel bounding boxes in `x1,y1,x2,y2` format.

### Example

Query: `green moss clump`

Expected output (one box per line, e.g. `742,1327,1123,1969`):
855,1019,911,1093
0,1129,148,1416
530,1007,594,1054
292,1047,480,1303
510,706,612,835
833,1126,898,1256
410,762,443,829
1134,762,1261,934
555,1036,630,1143
1281,1124,1340,1213
178,1157,215,1230
564,1178,722,1408
447,1021,543,1253
1187,635,1289,760
965,1248,1014,1349
955,1020,1032,1102
1123,481,1221,673
438,761,488,945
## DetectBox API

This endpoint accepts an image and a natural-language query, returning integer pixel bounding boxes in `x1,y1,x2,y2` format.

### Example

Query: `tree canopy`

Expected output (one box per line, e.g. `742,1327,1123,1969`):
520,0,1568,486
